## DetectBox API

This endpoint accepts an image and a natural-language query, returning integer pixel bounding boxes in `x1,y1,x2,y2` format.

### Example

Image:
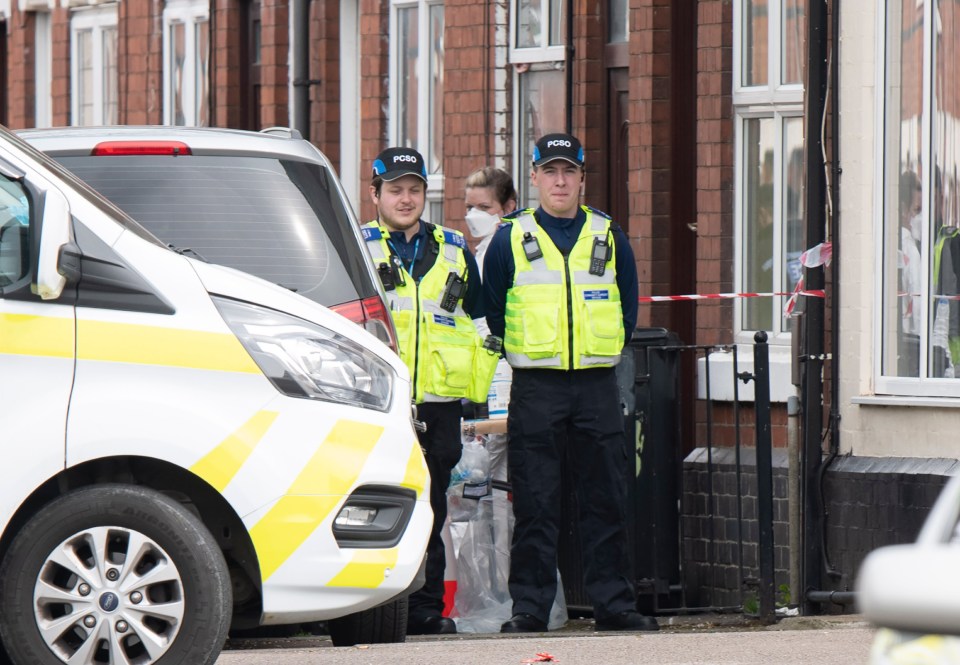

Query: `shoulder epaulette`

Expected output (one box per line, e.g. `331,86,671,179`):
586,205,612,220
502,209,528,220
361,225,382,241
441,228,467,249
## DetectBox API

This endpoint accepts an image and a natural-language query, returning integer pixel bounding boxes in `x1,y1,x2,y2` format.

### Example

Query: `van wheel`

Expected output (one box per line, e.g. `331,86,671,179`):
0,484,231,665
327,597,408,646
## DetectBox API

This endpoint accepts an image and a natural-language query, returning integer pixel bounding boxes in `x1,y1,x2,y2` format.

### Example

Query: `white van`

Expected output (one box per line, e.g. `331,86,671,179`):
0,124,430,665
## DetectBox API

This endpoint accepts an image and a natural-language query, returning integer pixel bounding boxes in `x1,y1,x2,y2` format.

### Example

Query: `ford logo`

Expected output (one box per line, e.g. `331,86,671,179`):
99,592,120,613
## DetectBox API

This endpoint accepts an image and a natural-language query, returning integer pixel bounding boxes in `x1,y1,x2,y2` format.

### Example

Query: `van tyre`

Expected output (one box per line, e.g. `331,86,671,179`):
0,484,231,665
327,597,408,646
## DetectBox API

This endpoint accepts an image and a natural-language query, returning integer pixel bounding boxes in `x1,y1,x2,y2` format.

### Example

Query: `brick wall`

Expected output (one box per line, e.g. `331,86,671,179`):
119,0,162,125
309,0,341,164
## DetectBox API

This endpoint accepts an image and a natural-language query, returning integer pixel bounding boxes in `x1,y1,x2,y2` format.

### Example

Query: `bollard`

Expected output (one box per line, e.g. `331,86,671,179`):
753,331,776,624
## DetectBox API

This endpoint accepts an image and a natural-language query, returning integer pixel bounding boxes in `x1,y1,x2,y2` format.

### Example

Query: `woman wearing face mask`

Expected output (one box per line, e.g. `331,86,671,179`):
464,167,518,271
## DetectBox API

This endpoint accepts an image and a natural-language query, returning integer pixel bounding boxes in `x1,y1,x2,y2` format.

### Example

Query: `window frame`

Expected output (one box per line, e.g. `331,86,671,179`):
388,0,444,224
509,0,566,208
871,0,960,397
69,4,118,127
732,0,805,344
162,0,210,127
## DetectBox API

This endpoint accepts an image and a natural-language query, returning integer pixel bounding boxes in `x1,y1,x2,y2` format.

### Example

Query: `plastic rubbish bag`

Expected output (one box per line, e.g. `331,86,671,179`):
447,433,567,633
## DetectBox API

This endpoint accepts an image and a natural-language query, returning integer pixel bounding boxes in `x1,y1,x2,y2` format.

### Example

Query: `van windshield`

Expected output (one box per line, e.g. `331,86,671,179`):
55,155,374,307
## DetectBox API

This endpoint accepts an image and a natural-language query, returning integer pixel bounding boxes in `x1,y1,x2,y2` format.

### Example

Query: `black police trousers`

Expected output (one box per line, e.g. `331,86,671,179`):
407,400,463,623
506,366,637,624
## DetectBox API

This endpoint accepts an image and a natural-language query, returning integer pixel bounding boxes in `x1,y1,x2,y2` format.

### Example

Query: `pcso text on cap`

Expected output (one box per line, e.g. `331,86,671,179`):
372,147,429,183
532,133,584,168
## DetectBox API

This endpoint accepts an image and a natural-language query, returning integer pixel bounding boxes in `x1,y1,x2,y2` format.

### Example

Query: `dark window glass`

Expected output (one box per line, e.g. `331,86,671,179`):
55,155,374,306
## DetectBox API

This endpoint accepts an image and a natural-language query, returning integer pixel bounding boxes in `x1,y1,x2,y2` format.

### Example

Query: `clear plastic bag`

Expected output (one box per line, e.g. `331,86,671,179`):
447,433,568,633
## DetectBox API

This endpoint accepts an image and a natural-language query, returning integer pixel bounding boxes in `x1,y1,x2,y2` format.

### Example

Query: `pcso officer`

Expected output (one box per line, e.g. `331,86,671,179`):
363,147,499,635
483,133,657,633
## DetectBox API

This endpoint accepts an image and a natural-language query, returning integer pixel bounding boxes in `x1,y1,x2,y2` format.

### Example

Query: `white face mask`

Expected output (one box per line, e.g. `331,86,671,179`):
909,212,923,243
465,208,500,238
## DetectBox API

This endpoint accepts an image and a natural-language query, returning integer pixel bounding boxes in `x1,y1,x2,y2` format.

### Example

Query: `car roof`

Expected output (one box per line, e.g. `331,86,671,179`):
17,126,329,163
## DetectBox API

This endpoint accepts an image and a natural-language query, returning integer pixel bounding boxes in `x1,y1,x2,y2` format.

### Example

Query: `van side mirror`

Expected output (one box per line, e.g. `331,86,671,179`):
33,187,71,300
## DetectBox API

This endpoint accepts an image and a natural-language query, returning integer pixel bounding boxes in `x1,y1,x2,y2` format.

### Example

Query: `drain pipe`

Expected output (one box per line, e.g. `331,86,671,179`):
806,590,856,607
290,0,313,140
786,393,801,607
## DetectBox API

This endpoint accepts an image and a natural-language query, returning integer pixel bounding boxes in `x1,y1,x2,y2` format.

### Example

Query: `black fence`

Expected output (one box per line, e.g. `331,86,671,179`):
558,330,779,622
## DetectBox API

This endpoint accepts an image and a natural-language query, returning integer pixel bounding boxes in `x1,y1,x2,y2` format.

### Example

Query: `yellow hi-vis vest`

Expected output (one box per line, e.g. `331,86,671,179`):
504,207,624,369
362,221,498,403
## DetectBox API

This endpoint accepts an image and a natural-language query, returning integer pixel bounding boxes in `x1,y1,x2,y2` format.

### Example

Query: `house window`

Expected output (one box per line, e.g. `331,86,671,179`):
35,11,52,128
164,0,210,127
511,0,566,207
390,0,444,224
877,0,960,395
734,0,805,340
70,5,118,126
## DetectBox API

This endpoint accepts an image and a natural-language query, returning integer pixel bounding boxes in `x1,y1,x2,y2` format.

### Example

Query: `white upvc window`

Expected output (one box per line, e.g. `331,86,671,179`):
34,10,52,128
389,0,444,224
70,4,118,127
875,0,960,396
733,0,806,342
163,0,210,127
510,0,565,207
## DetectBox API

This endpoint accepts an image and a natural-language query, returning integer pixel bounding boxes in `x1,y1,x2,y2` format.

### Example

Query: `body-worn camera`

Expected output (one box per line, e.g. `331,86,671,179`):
522,231,543,261
376,255,408,291
440,271,467,312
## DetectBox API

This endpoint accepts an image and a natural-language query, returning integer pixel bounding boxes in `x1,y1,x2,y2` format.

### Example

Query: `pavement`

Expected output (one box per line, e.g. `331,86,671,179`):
219,613,875,664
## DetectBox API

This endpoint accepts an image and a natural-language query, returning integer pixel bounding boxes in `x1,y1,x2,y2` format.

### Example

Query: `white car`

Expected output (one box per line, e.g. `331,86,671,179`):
0,123,430,665
857,473,960,664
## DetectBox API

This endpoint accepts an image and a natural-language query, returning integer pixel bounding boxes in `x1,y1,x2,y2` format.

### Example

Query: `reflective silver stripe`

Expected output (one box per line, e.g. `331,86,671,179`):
387,294,415,312
572,271,616,285
443,243,459,264
580,355,621,367
589,211,607,233
515,270,563,286
366,238,388,261
421,393,461,403
516,212,538,234
506,352,562,368
422,299,467,319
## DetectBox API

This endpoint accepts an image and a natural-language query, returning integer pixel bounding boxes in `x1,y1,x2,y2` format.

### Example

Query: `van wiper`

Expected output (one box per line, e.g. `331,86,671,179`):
168,244,209,262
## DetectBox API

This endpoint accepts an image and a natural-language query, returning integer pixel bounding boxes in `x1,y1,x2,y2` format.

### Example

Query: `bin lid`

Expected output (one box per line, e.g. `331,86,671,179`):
630,327,673,345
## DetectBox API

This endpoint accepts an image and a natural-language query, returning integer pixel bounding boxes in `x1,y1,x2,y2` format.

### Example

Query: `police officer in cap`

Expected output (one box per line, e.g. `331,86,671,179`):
363,147,498,635
483,133,657,633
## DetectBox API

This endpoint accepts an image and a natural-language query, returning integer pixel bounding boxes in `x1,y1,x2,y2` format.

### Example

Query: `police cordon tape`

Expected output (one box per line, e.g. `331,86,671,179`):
638,290,826,303
635,242,834,317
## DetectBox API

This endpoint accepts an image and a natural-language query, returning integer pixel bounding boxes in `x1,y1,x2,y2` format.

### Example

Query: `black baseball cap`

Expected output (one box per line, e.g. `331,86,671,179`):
532,133,584,168
372,147,428,183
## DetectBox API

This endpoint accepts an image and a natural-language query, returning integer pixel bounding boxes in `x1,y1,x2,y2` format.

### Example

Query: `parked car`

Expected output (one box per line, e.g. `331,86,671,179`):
18,125,396,350
0,122,430,665
856,473,960,664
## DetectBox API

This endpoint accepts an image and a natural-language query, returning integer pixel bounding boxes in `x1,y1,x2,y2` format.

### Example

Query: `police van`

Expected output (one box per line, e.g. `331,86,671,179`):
0,124,431,665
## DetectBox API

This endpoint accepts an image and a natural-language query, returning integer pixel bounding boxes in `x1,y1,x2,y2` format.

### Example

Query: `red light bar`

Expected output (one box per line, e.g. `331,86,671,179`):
91,141,192,156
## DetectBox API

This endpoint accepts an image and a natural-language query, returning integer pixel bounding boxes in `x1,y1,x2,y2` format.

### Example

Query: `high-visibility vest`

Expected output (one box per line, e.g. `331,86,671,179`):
362,221,498,403
504,207,624,369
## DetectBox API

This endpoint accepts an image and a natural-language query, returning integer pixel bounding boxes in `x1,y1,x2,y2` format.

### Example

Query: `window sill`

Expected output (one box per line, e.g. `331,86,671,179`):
851,395,960,409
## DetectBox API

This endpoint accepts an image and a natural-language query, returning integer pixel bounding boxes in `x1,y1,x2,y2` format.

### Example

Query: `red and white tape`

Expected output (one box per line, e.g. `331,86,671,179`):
638,243,832,318
638,290,825,304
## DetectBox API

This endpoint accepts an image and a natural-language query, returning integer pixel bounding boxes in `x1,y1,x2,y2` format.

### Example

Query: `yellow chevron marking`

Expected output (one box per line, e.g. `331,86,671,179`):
250,420,385,581
77,319,260,373
191,411,280,493
327,548,400,588
0,313,74,357
401,438,428,495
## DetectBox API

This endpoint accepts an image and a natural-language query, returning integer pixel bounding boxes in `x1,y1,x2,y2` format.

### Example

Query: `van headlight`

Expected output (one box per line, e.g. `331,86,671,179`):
213,297,395,412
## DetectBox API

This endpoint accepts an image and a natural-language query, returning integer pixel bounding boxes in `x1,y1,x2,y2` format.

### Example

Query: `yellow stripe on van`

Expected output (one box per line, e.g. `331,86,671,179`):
327,548,400,588
191,411,280,493
250,420,385,581
401,439,428,495
0,313,74,357
77,319,260,373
